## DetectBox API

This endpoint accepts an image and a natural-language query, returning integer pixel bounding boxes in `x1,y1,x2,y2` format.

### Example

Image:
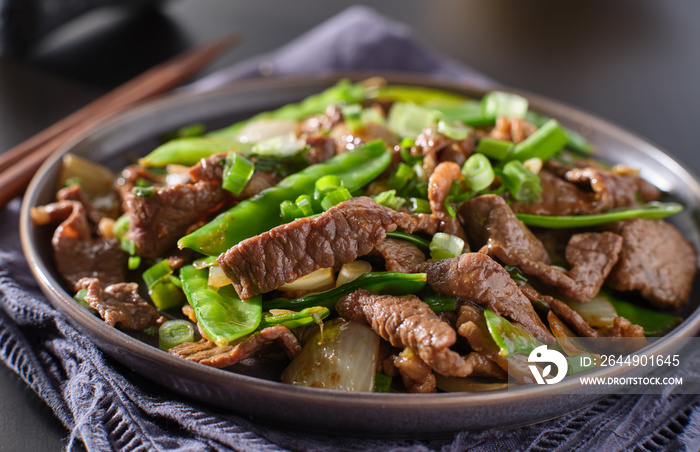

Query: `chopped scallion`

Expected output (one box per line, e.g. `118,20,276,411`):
321,187,353,210
388,163,415,192
476,137,513,161
408,197,431,214
481,91,529,119
437,119,470,140
158,319,196,351
500,161,543,202
373,373,392,393
462,153,495,192
280,200,303,220
429,232,464,261
295,195,315,216
143,259,173,290
373,189,406,210
507,119,568,163
342,104,363,132
222,152,255,194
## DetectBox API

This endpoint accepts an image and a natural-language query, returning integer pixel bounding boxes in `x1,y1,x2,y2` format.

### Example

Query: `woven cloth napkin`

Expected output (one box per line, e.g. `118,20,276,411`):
2,6,699,451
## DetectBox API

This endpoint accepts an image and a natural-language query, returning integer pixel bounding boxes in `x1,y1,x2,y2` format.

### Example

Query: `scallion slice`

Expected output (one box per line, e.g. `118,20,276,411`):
481,91,529,119
476,137,513,161
462,153,495,192
158,319,196,351
387,163,415,192
507,119,568,162
280,200,303,220
222,152,255,194
295,195,315,216
429,232,465,260
408,197,431,214
500,160,542,202
143,259,173,289
373,189,406,210
437,119,470,140
342,104,363,132
321,187,353,210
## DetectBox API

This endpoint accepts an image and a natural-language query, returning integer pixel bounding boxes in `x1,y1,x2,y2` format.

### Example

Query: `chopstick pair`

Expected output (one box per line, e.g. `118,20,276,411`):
0,33,240,209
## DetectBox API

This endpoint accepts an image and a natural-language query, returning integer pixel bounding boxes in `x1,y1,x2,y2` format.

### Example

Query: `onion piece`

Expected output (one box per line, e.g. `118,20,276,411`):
281,319,380,391
565,294,617,329
208,265,232,288
59,153,114,197
435,374,509,392
336,260,372,287
547,311,600,364
280,267,335,292
236,119,298,144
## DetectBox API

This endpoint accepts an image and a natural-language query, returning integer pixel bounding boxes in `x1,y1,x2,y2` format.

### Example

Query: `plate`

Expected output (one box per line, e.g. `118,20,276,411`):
19,74,700,438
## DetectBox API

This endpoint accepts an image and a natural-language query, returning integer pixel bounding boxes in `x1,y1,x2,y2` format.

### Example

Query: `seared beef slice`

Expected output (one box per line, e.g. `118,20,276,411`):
219,197,434,299
606,219,697,309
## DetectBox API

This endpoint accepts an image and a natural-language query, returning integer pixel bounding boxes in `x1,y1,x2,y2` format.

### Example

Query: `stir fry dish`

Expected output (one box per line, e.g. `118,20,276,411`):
31,79,697,393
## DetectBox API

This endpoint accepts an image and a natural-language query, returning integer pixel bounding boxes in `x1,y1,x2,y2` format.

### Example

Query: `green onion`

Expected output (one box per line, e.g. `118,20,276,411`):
342,104,363,132
399,138,422,165
408,197,431,214
361,107,385,126
295,195,315,216
149,276,186,310
432,101,495,128
280,200,303,220
462,153,495,192
134,178,153,188
112,215,130,240
73,288,97,314
507,119,568,163
500,161,543,202
131,186,157,197
423,295,458,312
158,319,196,351
373,189,406,210
321,187,353,210
476,137,513,161
128,256,141,270
143,259,173,289
482,91,529,119
484,309,542,357
260,306,330,330
314,175,343,198
388,163,415,192
437,119,469,140
384,231,430,250
62,176,82,188
373,373,392,393
222,152,255,194
120,237,136,255
515,202,684,229
429,232,464,260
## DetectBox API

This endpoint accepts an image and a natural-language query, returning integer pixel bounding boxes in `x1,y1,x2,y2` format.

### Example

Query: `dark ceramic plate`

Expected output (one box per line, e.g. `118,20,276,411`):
20,74,700,438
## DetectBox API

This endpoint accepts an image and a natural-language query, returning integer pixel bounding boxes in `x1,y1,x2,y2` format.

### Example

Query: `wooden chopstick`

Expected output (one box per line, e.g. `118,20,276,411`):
0,33,239,208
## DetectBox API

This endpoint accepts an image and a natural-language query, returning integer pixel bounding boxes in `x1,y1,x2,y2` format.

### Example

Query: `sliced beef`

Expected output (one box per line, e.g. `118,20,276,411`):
520,286,598,338
423,253,554,344
125,180,227,258
337,289,473,377
75,278,163,330
456,303,536,384
57,184,116,224
510,167,660,216
414,126,474,177
372,238,426,273
460,195,550,264
488,117,537,143
116,164,161,206
599,317,647,353
305,134,337,164
188,153,225,182
31,201,126,286
299,104,343,134
460,195,623,302
169,325,301,368
605,219,697,309
391,349,436,393
219,197,439,299
428,161,469,245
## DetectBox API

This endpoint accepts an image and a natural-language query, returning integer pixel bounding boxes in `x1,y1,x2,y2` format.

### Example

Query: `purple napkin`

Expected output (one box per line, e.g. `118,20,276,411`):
1,6,699,451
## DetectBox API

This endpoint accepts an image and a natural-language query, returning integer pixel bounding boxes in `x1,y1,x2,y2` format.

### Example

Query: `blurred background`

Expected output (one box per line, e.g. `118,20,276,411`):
1,0,699,449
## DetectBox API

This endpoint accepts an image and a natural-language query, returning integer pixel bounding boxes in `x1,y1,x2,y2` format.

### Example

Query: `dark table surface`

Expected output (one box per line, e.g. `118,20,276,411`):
2,1,699,450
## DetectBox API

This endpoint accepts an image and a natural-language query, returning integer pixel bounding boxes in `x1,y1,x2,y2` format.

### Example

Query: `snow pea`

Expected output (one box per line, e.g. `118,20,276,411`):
484,309,543,357
178,141,392,255
515,202,683,229
259,306,330,330
179,264,261,347
264,272,427,311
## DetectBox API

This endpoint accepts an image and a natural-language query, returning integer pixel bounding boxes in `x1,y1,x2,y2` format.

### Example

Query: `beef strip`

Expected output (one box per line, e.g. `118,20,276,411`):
423,253,555,344
428,161,469,244
330,122,399,153
57,184,116,224
299,104,343,134
391,349,437,393
305,134,338,164
605,219,697,309
599,317,647,353
460,195,623,302
31,201,126,286
372,238,426,273
456,303,535,384
125,180,227,259
218,197,439,299
336,289,474,377
520,286,598,338
75,278,163,330
414,126,474,177
169,325,301,368
188,153,279,197
488,117,537,143
510,167,660,216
